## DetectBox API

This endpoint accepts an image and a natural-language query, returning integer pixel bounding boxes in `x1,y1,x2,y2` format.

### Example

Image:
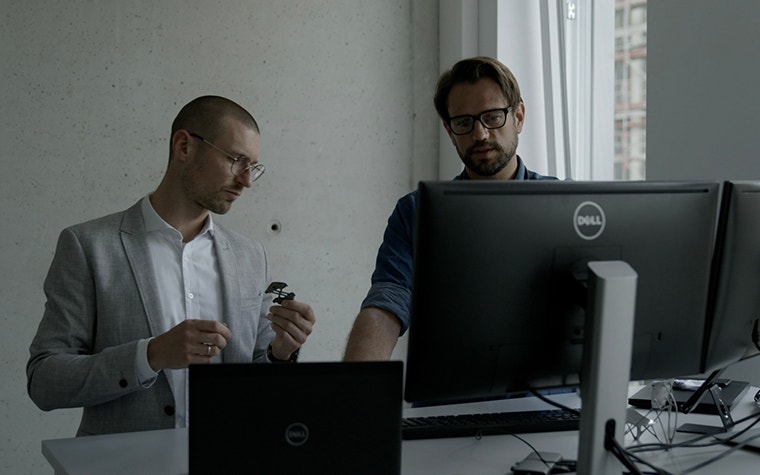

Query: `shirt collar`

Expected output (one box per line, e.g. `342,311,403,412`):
140,195,215,240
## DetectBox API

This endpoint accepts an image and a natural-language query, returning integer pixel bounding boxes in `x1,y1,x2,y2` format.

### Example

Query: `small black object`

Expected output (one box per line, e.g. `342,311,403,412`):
265,281,295,304
267,343,299,363
511,451,562,474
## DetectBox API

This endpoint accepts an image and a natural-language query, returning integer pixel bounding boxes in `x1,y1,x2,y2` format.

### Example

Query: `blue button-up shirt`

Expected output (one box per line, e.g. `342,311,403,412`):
361,156,558,334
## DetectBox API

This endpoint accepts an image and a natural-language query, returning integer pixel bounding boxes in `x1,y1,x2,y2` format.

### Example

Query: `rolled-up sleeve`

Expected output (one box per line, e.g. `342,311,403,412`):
360,192,417,334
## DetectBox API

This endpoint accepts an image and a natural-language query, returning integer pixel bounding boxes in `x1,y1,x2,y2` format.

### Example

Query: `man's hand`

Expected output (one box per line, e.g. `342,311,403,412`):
147,319,232,371
268,299,315,360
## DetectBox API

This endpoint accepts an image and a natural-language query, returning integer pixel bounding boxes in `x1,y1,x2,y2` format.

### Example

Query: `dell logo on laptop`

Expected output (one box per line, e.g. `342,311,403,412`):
573,201,606,240
284,422,310,447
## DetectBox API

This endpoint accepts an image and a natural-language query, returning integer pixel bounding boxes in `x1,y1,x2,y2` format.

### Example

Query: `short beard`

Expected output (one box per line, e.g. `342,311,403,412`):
182,169,233,215
459,137,518,177
198,197,232,215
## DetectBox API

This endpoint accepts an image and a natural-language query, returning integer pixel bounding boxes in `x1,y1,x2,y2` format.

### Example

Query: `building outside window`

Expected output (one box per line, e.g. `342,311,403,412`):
615,0,647,180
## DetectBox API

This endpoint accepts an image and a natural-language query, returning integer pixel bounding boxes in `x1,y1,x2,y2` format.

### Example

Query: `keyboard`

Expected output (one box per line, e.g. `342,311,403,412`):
401,408,581,440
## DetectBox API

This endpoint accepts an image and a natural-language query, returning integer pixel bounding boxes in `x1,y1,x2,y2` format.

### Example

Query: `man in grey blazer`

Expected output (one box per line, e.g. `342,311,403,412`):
27,96,316,436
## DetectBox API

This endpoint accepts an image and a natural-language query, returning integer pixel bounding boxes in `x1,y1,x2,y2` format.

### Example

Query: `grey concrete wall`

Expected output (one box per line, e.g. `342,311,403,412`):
647,0,760,181
0,1,439,472
647,0,760,385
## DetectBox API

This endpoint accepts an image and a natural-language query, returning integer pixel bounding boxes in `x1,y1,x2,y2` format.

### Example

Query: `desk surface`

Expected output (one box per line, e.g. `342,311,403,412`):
43,387,760,475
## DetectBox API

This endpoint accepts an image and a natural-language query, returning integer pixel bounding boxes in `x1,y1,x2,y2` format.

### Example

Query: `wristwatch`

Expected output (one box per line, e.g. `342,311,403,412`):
267,343,299,363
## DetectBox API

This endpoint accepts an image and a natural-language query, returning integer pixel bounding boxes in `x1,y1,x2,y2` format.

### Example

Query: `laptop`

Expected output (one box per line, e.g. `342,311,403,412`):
189,361,402,475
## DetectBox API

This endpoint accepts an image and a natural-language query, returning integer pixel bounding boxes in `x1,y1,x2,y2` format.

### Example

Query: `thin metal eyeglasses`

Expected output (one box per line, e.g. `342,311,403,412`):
447,107,513,135
189,132,265,182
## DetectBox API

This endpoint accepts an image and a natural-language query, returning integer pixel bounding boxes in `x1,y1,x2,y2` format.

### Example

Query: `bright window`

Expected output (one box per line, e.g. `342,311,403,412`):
614,0,647,180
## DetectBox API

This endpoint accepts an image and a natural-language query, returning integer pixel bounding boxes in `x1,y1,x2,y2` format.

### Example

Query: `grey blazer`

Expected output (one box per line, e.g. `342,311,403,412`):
27,200,276,436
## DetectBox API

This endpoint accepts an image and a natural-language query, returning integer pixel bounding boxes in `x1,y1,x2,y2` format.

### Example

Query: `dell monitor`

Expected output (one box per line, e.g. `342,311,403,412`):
703,180,760,372
405,180,720,404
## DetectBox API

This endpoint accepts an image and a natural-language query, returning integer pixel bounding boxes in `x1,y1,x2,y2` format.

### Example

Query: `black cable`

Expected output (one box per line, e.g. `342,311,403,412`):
678,431,760,475
509,433,552,465
528,388,581,416
508,433,577,473
520,388,760,473
622,409,760,474
627,408,760,454
676,413,760,451
552,460,577,474
605,420,646,475
620,449,673,475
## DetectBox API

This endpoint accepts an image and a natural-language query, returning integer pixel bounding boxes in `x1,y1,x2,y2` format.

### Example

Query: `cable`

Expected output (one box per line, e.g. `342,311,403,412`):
635,381,678,445
665,388,679,443
528,385,760,473
628,409,760,454
528,388,581,416
509,433,552,465
605,420,647,475
621,409,760,474
621,449,673,475
678,431,760,475
628,407,665,443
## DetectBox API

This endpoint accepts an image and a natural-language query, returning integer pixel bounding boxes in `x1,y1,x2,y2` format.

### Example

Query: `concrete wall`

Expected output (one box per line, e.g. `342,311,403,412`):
0,1,439,472
647,0,760,181
647,0,760,385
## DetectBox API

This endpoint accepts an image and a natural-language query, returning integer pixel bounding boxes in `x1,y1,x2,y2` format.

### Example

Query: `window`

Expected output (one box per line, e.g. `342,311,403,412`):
614,0,647,180
438,1,646,181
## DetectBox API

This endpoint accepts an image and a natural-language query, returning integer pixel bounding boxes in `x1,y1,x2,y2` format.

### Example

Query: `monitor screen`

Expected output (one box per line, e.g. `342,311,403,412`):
405,180,720,404
703,181,760,372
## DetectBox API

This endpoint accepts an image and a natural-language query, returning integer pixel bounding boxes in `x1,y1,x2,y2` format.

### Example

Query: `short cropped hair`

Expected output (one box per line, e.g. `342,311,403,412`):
433,56,523,122
171,95,260,142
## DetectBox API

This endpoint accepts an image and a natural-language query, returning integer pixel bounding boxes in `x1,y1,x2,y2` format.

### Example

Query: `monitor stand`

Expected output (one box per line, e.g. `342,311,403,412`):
576,261,639,474
677,369,738,434
627,370,750,416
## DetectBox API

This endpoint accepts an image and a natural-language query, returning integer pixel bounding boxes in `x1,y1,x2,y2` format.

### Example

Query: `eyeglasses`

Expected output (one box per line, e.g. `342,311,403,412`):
447,107,513,135
189,132,265,181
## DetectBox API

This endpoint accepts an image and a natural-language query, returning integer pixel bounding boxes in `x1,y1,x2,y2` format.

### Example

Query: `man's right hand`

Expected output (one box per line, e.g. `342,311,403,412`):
147,319,232,371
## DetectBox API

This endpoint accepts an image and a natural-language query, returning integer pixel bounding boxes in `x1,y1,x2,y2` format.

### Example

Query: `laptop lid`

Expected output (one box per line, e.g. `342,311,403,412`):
189,361,402,475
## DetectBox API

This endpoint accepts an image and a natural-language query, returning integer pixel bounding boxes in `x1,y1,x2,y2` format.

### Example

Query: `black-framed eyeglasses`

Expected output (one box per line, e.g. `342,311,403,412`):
189,132,265,181
447,107,513,135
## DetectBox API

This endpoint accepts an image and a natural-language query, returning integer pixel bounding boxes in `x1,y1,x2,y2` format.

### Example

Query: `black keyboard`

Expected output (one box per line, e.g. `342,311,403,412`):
401,408,581,440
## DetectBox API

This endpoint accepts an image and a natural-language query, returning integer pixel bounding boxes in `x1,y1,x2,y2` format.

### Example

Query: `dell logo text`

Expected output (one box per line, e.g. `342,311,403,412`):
573,201,606,240
284,422,310,447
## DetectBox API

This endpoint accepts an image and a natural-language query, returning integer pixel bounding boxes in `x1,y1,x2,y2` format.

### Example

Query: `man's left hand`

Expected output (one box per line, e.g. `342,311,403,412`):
268,299,315,360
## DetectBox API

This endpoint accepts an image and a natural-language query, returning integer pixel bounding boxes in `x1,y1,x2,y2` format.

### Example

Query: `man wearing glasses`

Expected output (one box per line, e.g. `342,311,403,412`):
344,56,557,361
27,96,316,436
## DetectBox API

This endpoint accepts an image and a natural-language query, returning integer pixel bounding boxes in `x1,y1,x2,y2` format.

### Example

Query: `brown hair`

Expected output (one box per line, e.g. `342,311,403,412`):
433,56,522,121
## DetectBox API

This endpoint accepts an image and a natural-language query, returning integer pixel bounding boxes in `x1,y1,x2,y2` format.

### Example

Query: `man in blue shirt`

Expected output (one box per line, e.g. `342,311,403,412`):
344,56,557,361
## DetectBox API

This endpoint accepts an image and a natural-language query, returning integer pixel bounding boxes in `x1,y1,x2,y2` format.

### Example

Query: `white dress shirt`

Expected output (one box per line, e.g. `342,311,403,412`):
136,196,223,428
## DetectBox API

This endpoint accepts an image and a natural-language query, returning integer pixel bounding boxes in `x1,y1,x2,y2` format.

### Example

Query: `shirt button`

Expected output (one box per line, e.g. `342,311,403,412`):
188,293,194,299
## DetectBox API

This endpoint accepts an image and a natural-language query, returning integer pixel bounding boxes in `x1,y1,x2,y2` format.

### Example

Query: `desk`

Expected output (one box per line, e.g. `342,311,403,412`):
43,387,760,474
